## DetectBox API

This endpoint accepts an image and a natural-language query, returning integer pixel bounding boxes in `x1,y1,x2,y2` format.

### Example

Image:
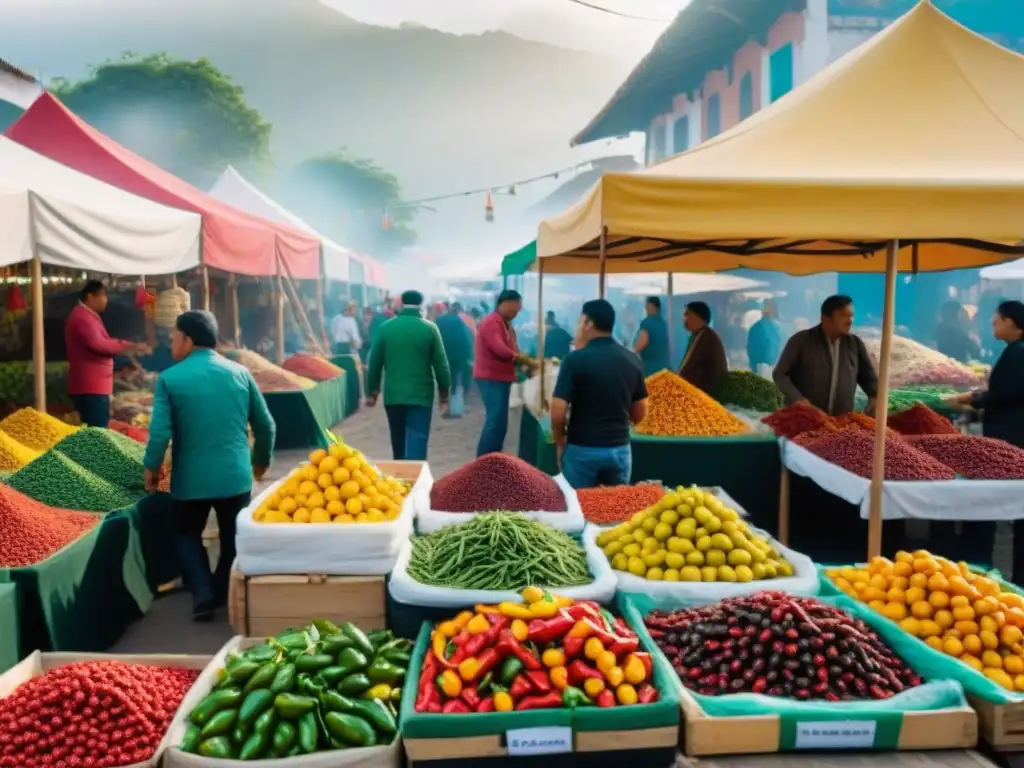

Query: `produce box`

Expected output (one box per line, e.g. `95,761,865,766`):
0,649,213,768
164,625,406,767
264,375,347,451
620,592,977,756
401,593,679,764
0,582,20,673
2,511,153,652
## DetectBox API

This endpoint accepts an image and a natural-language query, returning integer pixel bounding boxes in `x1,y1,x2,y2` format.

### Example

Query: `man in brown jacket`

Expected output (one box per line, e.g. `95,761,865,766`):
773,294,878,416
679,301,728,393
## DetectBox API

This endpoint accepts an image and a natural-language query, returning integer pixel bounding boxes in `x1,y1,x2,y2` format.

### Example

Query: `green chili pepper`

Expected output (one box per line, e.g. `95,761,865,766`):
339,622,375,658
295,653,334,673
274,693,318,720
231,724,247,747
313,619,341,636
180,724,201,754
276,631,310,650
347,698,396,736
367,658,404,685
367,629,392,650
562,686,593,708
297,674,325,697
198,736,235,758
238,689,275,730
500,657,523,687
254,708,276,737
382,648,412,666
239,728,270,761
270,662,296,694
272,722,297,756
189,688,242,727
336,647,369,677
319,666,348,687
324,712,377,748
242,644,277,663
243,661,278,694
227,660,261,684
338,673,372,696
298,711,319,754
320,634,355,655
320,690,355,714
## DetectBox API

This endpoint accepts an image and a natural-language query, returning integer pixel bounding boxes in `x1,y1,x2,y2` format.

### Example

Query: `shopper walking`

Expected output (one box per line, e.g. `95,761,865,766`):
551,299,648,488
143,311,275,622
437,302,473,413
473,289,522,456
330,300,363,355
65,280,150,427
365,290,451,460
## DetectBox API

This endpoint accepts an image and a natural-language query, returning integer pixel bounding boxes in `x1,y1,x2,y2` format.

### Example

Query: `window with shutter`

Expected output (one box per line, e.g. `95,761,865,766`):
706,94,721,139
672,115,689,155
739,72,754,120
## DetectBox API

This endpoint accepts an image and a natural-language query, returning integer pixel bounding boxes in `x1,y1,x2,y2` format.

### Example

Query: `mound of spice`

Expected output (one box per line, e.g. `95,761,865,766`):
864,335,981,389
0,660,199,768
108,419,150,444
807,429,955,481
0,485,99,567
430,453,567,512
887,403,958,436
636,371,748,437
762,402,830,439
54,427,148,490
8,451,139,512
282,352,344,381
578,484,665,524
0,429,40,471
0,407,79,451
712,370,785,413
904,434,1024,480
220,348,312,392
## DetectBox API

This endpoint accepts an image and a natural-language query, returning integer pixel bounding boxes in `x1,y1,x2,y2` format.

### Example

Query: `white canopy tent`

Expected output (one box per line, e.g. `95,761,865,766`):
622,272,768,297
209,167,352,281
980,258,1024,281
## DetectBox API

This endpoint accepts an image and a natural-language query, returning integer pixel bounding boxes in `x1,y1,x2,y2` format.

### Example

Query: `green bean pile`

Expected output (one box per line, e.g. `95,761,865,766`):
408,512,592,590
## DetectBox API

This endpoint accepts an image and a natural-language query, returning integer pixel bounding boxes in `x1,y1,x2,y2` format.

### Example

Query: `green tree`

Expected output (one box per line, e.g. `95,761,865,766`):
280,151,415,258
50,53,272,189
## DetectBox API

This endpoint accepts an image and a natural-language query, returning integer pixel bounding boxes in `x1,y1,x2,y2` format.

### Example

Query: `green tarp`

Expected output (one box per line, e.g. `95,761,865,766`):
500,240,536,277
264,375,347,451
114,493,180,591
0,583,20,673
329,356,362,418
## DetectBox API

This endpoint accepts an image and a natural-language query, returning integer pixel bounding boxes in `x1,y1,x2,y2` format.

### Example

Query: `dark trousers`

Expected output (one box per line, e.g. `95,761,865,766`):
476,379,512,456
384,404,432,461
931,521,997,571
175,492,250,610
72,394,110,428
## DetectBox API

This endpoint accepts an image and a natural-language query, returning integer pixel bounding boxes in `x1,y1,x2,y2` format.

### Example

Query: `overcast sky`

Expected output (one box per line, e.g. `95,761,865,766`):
319,0,684,57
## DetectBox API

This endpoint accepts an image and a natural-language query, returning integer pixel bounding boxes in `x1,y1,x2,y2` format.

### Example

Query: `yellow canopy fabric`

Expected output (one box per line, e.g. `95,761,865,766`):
537,1,1024,275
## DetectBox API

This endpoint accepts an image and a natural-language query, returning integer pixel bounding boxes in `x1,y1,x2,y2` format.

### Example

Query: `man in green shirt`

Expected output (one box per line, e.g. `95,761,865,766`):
143,310,276,622
366,290,452,460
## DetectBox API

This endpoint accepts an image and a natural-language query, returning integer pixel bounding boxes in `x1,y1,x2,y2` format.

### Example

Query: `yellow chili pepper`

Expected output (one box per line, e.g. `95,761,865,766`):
635,371,747,437
432,631,450,664
453,611,475,629
549,666,569,690
567,620,595,639
606,666,625,687
475,604,502,614
521,586,545,605
494,691,514,712
367,683,392,701
438,669,463,698
583,678,605,697
622,654,647,685
498,601,534,620
510,619,529,642
437,620,459,639
529,600,559,619
541,648,566,668
596,651,617,675
553,595,574,608
616,683,638,705
584,637,605,660
467,614,491,635
457,657,481,682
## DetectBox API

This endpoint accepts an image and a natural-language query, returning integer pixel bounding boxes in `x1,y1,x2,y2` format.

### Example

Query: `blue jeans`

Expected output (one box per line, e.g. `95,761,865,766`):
476,379,512,456
561,443,632,489
175,492,250,613
384,404,433,460
72,394,110,428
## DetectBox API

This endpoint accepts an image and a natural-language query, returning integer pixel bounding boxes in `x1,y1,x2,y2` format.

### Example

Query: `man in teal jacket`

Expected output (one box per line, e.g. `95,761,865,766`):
143,310,276,622
366,290,451,460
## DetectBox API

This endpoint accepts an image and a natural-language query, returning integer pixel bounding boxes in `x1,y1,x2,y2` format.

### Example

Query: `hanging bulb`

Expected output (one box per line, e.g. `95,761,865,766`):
484,191,495,223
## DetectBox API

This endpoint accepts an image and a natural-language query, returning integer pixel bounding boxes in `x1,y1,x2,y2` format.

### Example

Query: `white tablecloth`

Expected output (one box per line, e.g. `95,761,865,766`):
780,438,1024,521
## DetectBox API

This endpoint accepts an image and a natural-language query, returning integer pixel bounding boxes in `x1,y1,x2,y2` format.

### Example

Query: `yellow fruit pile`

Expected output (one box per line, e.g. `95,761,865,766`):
595,486,794,582
254,441,412,524
828,551,1024,691
635,372,748,437
0,408,79,451
0,429,41,471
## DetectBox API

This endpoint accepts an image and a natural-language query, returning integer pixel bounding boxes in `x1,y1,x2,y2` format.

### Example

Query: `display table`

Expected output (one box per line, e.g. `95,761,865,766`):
0,582,19,673
329,355,361,418
113,493,179,591
264,375,347,451
517,405,558,475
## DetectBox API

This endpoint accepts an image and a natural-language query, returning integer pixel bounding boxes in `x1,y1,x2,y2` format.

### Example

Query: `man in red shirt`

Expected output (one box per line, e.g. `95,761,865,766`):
473,289,522,456
65,281,148,427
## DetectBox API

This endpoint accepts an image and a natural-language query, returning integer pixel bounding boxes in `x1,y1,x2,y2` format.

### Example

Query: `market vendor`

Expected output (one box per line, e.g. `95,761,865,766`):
551,299,647,489
330,300,362,355
772,294,878,417
679,301,728,393
634,296,670,376
143,310,276,622
65,280,150,428
473,289,522,456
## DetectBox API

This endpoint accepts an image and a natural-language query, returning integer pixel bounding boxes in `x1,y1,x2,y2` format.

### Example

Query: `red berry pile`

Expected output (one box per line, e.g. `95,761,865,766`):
904,434,1024,480
0,485,99,568
887,404,957,436
762,403,830,440
646,593,922,700
806,429,956,481
0,661,198,768
429,453,566,512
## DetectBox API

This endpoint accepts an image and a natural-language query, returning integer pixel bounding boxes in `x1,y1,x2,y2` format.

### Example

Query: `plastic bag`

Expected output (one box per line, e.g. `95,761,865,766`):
586,523,819,601
387,531,617,608
234,463,428,575
416,469,585,535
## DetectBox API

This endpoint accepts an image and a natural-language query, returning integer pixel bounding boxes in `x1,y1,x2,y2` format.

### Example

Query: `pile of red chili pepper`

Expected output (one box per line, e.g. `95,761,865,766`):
0,660,198,768
577,484,665,524
414,587,659,714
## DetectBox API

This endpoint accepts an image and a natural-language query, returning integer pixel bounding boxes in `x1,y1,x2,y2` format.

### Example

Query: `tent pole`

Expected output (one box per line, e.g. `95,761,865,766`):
229,274,240,347
537,262,546,412
171,273,178,289
868,239,899,559
598,226,608,299
315,275,330,352
201,265,210,312
666,271,674,359
275,275,285,365
31,253,45,412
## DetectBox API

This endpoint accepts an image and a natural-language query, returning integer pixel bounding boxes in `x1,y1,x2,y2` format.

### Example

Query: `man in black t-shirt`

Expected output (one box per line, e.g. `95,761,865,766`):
551,299,648,489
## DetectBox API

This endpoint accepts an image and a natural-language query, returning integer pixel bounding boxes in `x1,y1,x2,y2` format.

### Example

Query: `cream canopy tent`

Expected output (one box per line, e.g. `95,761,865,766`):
535,1,1024,560
537,1,1024,276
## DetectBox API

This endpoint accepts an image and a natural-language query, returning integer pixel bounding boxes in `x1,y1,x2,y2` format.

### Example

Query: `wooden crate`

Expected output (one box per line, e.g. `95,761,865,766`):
228,566,386,637
972,695,1024,751
679,686,978,757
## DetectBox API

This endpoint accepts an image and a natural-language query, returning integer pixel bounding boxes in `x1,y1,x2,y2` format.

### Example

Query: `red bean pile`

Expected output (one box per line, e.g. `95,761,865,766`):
807,429,956,481
0,485,99,568
0,661,198,768
578,484,665,524
904,435,1024,480
429,453,567,512
646,592,922,700
762,403,830,439
887,404,957,436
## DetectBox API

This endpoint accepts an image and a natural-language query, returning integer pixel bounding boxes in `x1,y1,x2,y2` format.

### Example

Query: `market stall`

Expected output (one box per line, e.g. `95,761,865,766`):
0,580,18,673
534,2,1024,560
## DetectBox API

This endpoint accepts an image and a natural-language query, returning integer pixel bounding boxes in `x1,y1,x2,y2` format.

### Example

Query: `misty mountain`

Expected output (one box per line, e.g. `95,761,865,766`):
0,0,633,201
